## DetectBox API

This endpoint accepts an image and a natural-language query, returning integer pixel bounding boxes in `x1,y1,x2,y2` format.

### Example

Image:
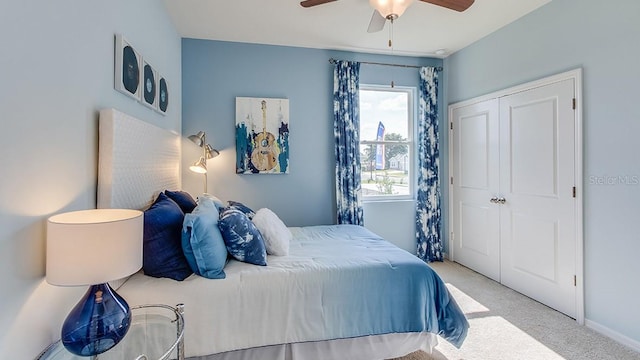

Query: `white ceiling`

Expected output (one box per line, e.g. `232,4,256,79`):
165,0,551,58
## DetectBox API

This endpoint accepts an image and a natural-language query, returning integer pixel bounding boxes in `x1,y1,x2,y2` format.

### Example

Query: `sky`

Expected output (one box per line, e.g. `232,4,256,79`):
359,89,409,141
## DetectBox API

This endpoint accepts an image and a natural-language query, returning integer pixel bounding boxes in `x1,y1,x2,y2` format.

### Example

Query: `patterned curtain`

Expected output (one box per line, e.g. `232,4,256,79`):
333,60,363,225
416,67,443,262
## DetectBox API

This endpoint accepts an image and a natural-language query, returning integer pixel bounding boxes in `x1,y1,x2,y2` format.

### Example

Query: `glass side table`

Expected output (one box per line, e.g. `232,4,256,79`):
36,304,184,360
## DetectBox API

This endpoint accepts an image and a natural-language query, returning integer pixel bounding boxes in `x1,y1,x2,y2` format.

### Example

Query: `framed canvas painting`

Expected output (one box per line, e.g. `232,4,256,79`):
235,97,289,174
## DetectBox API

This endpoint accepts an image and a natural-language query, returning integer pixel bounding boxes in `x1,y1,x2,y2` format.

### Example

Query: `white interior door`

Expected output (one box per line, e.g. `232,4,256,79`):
451,99,501,282
498,78,577,318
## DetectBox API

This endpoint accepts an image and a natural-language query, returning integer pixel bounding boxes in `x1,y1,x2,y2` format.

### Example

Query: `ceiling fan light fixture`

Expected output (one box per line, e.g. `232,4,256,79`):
369,0,414,19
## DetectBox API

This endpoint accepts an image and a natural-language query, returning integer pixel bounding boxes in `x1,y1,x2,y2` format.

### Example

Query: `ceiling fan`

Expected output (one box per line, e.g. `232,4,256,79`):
300,0,475,33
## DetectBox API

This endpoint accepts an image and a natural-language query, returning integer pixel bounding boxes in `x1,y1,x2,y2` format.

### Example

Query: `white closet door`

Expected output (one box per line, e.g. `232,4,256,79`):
451,99,501,282
499,78,577,318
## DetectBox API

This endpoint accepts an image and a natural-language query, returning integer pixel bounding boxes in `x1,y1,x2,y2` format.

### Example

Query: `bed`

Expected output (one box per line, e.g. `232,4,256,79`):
97,108,468,360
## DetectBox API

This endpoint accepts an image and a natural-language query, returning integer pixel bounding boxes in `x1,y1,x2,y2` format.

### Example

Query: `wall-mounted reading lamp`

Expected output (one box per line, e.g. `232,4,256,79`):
188,131,219,194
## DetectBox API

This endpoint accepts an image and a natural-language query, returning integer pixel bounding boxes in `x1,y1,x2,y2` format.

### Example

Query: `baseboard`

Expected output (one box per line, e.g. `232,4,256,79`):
585,319,640,353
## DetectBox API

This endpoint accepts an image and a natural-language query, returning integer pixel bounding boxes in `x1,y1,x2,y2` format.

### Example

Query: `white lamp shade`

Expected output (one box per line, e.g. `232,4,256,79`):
46,209,143,286
369,0,414,18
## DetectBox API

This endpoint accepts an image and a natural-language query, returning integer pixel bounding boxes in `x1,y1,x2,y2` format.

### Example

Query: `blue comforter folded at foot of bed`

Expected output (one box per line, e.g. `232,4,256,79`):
292,225,469,348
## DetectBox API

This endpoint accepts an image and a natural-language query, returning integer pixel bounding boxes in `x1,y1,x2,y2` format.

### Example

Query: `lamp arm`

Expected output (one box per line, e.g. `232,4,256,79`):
202,133,208,194
204,171,208,194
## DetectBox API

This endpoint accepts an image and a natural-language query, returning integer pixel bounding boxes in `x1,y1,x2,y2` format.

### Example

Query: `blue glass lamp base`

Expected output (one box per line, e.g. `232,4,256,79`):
61,283,132,357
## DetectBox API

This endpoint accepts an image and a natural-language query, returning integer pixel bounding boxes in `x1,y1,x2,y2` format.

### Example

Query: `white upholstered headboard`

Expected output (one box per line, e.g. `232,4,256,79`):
97,108,181,210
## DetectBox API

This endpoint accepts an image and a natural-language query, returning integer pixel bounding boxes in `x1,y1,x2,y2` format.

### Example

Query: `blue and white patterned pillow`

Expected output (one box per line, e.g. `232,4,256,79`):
226,200,256,219
218,208,266,266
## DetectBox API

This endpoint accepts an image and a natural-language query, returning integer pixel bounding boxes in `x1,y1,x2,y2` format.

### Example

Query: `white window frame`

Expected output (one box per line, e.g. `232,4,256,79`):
359,84,416,202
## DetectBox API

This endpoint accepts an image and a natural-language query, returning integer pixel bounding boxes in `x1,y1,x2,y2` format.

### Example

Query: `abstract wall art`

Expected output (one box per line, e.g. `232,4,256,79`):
235,97,289,174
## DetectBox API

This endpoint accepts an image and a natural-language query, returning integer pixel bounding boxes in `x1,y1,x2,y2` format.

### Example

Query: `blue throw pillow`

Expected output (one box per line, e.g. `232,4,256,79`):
182,197,228,279
218,208,267,266
198,193,225,211
165,190,197,214
227,200,256,219
143,193,193,281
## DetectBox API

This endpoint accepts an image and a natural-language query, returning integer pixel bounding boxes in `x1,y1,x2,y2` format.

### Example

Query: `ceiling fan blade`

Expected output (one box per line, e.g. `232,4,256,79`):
367,10,386,33
419,0,475,12
300,0,338,8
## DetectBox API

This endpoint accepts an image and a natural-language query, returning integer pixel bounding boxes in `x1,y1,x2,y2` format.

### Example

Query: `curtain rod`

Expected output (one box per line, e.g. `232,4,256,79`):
329,58,443,72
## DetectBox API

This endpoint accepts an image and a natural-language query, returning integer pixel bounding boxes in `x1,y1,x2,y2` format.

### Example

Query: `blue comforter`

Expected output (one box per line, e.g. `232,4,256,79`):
293,225,469,348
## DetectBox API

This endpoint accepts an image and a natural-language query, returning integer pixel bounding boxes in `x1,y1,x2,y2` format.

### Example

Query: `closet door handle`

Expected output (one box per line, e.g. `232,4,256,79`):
490,197,499,204
496,197,506,204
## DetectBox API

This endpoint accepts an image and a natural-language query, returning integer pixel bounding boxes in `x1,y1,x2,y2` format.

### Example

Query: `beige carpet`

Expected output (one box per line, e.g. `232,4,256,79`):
391,261,640,360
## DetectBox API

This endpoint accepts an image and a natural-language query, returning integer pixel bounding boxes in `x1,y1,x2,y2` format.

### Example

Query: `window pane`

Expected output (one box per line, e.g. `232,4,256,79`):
360,90,409,141
359,87,412,199
360,144,410,196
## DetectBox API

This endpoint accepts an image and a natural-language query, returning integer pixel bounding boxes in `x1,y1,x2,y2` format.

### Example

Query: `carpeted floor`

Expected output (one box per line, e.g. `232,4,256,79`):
391,261,640,360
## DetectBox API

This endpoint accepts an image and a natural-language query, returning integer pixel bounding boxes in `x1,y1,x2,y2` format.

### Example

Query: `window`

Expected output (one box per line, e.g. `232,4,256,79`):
359,86,414,201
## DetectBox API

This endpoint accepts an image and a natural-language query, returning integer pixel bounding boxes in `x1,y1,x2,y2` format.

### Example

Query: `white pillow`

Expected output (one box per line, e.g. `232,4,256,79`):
252,208,291,256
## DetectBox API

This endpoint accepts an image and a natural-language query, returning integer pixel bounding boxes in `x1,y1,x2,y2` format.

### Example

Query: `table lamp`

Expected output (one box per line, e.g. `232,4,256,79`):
46,209,143,356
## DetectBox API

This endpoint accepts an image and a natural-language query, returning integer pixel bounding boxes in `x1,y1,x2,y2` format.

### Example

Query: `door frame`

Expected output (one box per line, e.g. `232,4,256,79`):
447,68,584,325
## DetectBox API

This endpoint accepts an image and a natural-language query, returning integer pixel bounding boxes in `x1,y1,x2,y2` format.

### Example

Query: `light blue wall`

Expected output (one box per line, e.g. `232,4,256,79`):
0,1,181,357
445,0,640,345
181,39,442,252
